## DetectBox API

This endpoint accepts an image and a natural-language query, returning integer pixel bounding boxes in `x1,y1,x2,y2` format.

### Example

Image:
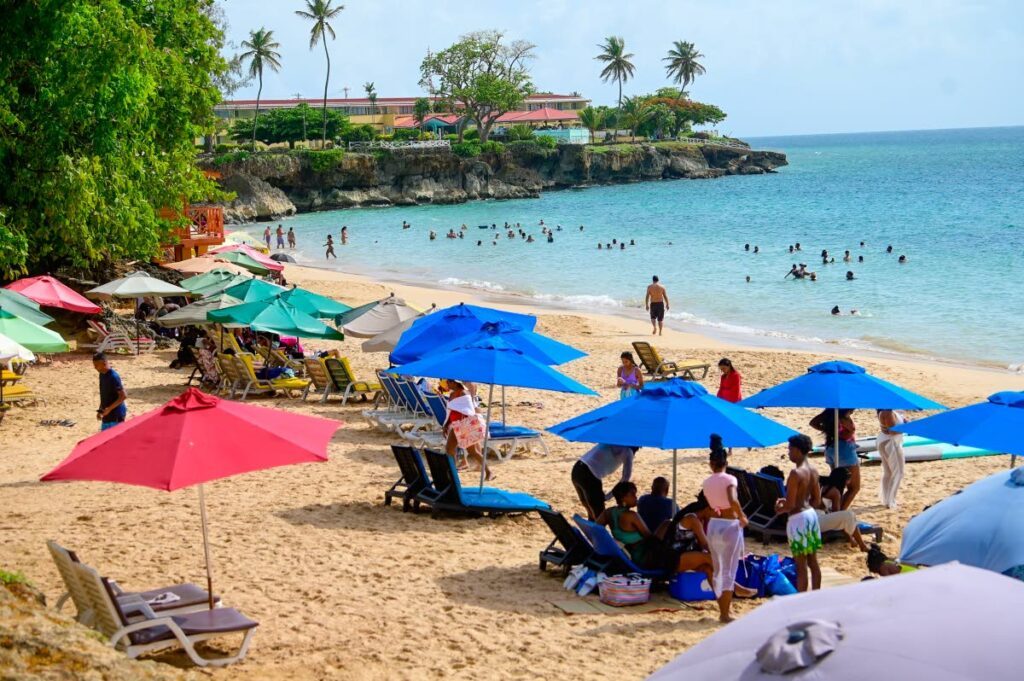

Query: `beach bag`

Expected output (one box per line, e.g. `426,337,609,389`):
451,414,486,448
669,571,715,602
598,574,651,607
761,555,797,596
736,554,766,595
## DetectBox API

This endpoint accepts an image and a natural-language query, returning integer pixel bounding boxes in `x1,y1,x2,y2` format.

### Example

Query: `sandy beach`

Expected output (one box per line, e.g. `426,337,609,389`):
3,263,1022,680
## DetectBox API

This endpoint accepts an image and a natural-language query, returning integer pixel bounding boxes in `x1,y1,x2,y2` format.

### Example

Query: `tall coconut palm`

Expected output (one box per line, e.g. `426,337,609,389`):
364,81,377,126
295,0,345,147
595,36,635,108
577,106,605,144
239,28,282,148
663,40,706,99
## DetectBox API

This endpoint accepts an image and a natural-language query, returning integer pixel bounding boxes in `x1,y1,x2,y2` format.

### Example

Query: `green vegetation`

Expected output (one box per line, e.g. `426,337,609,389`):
364,81,378,126
663,41,706,100
480,140,506,154
420,31,535,142
413,97,431,127
230,105,350,148
451,142,482,158
239,28,282,147
595,36,636,108
295,0,344,146
504,124,535,141
300,148,345,172
0,569,30,586
0,0,226,278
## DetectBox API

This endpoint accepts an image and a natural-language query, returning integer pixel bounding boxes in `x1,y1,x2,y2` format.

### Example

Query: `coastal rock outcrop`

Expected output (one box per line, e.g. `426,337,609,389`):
205,141,787,222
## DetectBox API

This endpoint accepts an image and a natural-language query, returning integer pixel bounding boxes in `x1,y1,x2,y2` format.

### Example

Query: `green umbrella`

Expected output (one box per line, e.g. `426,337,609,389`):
207,296,344,340
279,287,352,320
0,309,69,353
180,268,244,293
189,274,254,298
0,291,55,327
216,251,271,275
156,293,244,328
220,278,286,303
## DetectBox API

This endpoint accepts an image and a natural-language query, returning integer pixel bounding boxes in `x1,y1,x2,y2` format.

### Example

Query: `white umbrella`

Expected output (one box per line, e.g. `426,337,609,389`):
0,332,36,365
87,272,189,353
360,305,434,354
648,563,1024,681
341,296,421,339
155,294,243,328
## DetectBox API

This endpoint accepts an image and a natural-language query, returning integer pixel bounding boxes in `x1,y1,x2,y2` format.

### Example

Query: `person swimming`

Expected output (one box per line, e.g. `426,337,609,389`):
753,246,759,254
858,255,864,263
789,245,795,253
744,243,750,251
831,305,841,316
795,242,802,251
843,250,851,262
785,264,805,280
619,243,625,250
598,243,603,250
846,271,855,280
745,276,751,283
898,255,907,263
630,239,635,246
886,245,893,254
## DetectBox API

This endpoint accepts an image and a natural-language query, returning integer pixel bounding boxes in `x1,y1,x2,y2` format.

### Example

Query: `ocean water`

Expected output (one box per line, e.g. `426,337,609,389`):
248,126,1024,367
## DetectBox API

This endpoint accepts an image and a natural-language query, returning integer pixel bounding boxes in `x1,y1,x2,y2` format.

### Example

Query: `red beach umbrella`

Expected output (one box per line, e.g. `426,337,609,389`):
5,275,101,314
42,388,341,606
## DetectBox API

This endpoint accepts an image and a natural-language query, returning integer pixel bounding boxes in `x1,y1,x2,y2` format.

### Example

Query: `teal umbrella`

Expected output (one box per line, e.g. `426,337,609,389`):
220,278,286,303
279,287,352,319
189,274,254,298
207,296,344,340
216,250,271,275
0,309,69,353
0,291,55,327
180,268,245,293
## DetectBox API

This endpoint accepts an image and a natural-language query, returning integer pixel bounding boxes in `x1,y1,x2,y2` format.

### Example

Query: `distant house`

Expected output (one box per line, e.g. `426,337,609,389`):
214,93,590,133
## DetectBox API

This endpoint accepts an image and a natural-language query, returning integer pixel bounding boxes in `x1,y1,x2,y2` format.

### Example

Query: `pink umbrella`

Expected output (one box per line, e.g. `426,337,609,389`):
5,275,101,314
207,244,283,272
42,388,341,606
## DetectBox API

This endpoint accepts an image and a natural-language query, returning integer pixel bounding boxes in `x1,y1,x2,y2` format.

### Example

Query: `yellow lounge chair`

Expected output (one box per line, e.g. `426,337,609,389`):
234,354,309,400
301,358,336,402
631,341,710,381
324,357,382,405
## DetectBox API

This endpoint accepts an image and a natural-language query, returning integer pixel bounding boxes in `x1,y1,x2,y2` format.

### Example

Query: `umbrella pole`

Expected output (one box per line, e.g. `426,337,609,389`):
479,384,494,491
135,299,140,356
834,409,840,469
197,484,216,610
501,385,506,426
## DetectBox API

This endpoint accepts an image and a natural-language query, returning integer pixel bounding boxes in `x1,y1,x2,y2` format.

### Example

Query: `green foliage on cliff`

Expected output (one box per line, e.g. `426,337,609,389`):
0,0,227,277
230,105,350,148
300,149,345,172
452,142,482,158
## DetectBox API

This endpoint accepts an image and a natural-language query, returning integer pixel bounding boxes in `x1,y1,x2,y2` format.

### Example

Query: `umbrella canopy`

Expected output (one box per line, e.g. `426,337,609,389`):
387,336,596,396
360,309,431,354
215,250,272,275
220,277,286,303
42,388,340,609
87,271,189,299
415,320,585,366
208,243,282,272
550,379,798,449
0,309,68,353
0,332,35,364
339,296,421,338
4,275,101,314
222,231,267,251
189,273,255,298
207,295,344,340
179,268,247,293
740,360,945,411
278,287,352,319
899,466,1024,575
155,293,244,328
0,290,55,327
893,391,1023,461
390,303,537,365
648,563,1024,681
164,257,248,277
269,253,296,263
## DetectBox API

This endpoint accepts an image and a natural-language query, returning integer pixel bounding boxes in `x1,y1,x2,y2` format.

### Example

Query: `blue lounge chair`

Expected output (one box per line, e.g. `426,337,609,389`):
572,514,670,579
538,509,593,575
421,449,550,516
385,445,433,513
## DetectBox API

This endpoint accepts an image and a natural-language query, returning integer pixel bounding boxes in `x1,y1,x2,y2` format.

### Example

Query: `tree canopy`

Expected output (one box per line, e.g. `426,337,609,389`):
420,31,535,142
229,105,350,148
0,0,228,278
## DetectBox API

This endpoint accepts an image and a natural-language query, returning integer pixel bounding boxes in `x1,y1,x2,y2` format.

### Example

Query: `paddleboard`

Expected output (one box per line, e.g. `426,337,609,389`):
861,443,1004,464
812,434,936,456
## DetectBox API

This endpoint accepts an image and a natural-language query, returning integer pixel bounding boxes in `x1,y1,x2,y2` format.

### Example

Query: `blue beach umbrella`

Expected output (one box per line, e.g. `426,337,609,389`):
390,303,537,365
899,466,1024,576
549,379,799,499
893,391,1023,467
388,335,596,486
740,360,944,462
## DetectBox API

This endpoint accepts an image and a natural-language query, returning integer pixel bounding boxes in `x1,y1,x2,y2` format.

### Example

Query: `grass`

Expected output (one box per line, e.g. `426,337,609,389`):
0,568,30,586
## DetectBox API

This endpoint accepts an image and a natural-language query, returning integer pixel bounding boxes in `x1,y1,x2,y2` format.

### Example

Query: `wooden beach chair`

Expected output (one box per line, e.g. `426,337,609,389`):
323,357,382,405
631,341,709,381
73,561,257,667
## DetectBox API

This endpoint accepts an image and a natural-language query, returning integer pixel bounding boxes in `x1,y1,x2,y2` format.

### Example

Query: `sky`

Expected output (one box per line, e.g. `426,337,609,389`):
220,0,1024,138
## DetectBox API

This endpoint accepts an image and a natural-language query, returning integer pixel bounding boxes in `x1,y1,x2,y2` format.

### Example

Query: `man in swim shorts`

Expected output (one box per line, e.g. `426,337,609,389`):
776,434,823,592
645,275,670,336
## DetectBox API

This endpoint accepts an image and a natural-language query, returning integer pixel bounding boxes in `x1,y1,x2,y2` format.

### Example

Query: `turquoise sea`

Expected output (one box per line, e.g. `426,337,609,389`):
248,126,1024,368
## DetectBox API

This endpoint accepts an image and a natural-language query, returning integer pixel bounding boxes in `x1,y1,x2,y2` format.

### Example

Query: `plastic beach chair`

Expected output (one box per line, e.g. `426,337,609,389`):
631,341,709,381
324,357,382,405
572,514,669,579
385,445,433,513
73,561,257,667
421,449,550,516
538,509,594,575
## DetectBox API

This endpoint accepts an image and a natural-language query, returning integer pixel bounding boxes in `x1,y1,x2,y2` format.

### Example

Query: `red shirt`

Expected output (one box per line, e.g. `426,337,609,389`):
717,370,742,403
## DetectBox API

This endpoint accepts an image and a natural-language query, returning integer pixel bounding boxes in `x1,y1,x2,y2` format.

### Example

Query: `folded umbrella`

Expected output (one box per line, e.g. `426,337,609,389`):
4,275,101,314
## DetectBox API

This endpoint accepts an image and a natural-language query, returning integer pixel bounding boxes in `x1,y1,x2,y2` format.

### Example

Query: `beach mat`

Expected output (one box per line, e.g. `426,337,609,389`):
550,592,710,616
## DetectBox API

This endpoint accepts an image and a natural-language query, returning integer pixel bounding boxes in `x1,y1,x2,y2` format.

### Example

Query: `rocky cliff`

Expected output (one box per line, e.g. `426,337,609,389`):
205,141,787,223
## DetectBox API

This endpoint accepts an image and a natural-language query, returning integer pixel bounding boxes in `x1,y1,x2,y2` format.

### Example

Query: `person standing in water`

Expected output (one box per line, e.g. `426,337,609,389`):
775,434,823,592
645,275,670,336
324,234,336,259
287,227,296,249
341,225,348,245
263,226,272,249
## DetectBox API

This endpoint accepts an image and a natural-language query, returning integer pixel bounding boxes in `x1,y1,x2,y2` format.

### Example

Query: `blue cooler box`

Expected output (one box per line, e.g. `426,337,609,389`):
669,571,715,601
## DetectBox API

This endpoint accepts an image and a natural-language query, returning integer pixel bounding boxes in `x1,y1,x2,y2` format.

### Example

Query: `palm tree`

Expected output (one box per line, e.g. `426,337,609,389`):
620,97,653,140
577,107,605,144
595,36,635,108
295,0,345,147
364,81,377,127
663,41,706,99
239,28,282,148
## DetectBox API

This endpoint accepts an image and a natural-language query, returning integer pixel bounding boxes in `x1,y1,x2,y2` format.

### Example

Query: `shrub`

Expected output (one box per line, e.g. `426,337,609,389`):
211,150,250,166
505,124,534,141
339,124,376,143
480,140,505,154
534,135,558,149
443,133,459,142
300,149,345,172
463,128,480,141
215,143,233,154
391,128,421,141
451,142,482,158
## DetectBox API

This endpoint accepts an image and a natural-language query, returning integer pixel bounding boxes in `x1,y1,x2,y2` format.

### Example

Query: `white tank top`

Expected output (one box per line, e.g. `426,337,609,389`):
877,410,905,445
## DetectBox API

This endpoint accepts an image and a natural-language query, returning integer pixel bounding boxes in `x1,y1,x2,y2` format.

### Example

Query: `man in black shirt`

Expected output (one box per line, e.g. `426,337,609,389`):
93,352,127,430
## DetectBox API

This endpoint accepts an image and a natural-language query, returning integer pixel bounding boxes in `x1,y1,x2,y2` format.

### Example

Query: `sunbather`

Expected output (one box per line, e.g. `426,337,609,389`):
867,544,918,577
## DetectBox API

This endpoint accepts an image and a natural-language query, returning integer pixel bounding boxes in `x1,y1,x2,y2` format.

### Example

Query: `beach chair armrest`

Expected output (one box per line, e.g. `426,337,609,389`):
655,361,679,376
108,579,126,596
118,595,159,620
109,615,181,648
